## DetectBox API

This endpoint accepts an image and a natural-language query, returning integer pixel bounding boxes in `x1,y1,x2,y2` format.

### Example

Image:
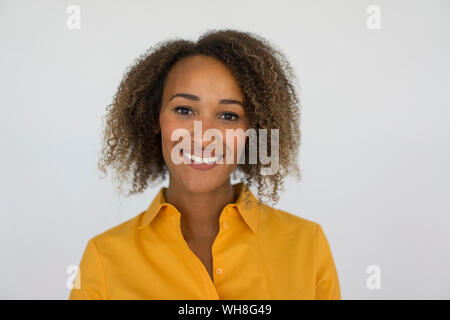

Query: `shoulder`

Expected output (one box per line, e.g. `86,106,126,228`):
257,203,322,241
89,210,146,249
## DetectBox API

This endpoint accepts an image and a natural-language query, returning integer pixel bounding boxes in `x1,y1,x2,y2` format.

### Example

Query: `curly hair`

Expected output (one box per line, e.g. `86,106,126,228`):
98,29,302,204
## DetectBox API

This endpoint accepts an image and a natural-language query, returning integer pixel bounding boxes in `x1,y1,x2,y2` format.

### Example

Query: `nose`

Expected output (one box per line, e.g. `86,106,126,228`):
190,117,221,152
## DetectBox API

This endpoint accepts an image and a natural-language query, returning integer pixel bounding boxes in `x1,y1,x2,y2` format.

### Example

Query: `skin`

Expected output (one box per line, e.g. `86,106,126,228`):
158,55,250,281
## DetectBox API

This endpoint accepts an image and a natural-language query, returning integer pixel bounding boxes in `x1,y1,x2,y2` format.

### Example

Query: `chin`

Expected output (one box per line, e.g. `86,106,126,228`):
181,172,225,194
173,165,233,194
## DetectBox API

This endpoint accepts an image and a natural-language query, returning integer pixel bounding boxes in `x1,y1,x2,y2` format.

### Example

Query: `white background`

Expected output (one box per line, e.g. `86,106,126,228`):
1,0,449,299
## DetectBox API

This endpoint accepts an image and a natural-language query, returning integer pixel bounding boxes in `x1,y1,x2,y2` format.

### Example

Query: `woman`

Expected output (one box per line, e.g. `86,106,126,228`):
69,29,341,300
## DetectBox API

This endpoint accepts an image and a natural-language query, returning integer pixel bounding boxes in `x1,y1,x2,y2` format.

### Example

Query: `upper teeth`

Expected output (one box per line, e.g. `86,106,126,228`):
184,152,218,165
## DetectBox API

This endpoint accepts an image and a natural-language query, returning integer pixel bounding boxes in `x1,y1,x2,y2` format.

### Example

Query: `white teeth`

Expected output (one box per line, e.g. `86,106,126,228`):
183,151,219,165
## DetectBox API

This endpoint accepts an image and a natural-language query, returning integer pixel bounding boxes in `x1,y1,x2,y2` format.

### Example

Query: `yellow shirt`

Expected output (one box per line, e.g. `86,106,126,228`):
69,183,341,300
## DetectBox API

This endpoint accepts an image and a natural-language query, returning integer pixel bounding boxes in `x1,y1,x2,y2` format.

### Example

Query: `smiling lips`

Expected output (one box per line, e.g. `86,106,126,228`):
180,149,223,170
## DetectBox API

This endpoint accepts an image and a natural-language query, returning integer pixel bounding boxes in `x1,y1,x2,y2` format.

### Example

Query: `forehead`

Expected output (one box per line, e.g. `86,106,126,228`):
162,55,243,101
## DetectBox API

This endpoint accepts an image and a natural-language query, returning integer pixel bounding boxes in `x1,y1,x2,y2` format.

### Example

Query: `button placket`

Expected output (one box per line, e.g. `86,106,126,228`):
213,206,235,283
222,220,229,230
220,205,235,231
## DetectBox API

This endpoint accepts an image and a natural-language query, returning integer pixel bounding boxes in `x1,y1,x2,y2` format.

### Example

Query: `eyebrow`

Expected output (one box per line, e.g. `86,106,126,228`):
169,93,244,107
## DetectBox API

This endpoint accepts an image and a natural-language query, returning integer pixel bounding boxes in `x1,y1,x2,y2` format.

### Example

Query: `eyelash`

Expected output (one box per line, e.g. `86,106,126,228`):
174,106,193,116
174,106,240,121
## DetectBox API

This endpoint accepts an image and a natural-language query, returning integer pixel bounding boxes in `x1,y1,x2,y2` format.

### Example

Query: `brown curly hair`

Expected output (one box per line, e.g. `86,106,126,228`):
98,29,302,204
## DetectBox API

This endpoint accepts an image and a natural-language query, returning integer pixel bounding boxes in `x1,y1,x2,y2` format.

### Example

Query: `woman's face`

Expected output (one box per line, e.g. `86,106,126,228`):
159,55,250,193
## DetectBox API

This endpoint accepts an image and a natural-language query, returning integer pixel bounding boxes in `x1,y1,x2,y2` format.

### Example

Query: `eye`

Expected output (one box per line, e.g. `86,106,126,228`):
174,106,193,116
219,112,240,121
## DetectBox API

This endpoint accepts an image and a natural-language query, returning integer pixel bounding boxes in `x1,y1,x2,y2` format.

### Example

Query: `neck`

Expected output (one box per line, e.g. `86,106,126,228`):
164,177,236,242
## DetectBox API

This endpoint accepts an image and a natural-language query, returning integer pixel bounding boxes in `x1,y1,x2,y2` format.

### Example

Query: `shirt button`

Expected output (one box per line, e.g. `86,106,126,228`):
222,221,229,230
215,267,223,275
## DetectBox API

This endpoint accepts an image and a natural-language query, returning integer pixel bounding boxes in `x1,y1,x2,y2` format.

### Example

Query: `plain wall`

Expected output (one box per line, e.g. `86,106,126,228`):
0,0,449,299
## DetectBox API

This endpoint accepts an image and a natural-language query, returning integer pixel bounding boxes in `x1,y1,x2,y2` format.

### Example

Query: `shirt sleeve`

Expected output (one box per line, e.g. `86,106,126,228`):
69,238,108,300
315,224,341,300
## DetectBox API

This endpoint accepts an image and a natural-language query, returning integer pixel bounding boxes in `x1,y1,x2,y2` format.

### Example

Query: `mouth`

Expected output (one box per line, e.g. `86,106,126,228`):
180,149,224,169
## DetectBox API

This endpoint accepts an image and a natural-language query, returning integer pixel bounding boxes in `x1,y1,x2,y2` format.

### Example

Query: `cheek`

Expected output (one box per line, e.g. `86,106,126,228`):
223,129,247,160
159,113,184,150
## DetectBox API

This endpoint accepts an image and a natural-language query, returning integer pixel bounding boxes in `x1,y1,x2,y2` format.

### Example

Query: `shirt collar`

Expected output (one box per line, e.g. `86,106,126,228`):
137,182,259,234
